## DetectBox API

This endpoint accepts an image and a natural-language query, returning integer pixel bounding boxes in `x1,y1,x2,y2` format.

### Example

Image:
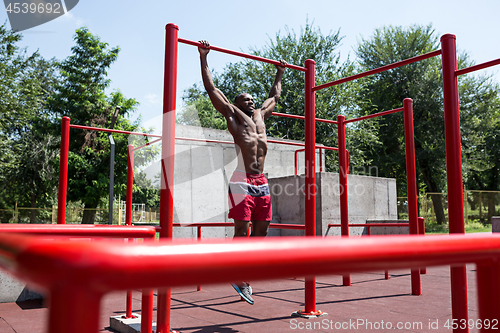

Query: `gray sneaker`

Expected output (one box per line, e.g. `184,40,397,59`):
231,282,254,305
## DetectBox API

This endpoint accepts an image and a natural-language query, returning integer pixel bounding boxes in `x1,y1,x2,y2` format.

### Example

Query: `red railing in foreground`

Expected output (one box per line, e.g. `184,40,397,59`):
0,233,499,333
0,224,157,331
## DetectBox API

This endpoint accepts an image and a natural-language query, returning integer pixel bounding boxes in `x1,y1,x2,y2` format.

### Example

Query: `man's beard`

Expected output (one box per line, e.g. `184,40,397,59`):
243,109,254,117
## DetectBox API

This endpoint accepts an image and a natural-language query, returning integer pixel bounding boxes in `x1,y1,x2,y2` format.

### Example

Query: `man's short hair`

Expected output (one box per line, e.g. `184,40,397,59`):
233,93,246,104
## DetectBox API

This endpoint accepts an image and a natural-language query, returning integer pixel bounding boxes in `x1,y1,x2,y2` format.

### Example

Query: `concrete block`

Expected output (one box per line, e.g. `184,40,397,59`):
110,314,155,333
366,220,410,235
0,270,43,303
492,217,500,233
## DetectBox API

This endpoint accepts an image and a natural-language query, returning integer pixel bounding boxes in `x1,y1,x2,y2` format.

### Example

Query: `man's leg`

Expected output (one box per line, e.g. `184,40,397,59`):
250,220,270,237
233,220,250,237
231,219,254,304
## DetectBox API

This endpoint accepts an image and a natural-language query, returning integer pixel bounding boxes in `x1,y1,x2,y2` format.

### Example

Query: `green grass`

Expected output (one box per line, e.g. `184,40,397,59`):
425,219,492,234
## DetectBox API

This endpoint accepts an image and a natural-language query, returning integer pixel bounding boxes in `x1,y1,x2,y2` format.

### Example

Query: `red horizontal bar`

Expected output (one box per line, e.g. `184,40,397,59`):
0,224,157,238
2,233,500,293
173,222,305,230
272,112,338,124
178,38,307,72
132,138,162,152
175,136,234,145
328,223,409,228
175,135,337,151
313,50,442,92
455,57,500,76
70,124,162,138
344,107,404,124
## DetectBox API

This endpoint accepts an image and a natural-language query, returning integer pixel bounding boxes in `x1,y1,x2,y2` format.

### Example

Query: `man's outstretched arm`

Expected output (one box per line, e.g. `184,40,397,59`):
261,60,287,120
198,40,233,118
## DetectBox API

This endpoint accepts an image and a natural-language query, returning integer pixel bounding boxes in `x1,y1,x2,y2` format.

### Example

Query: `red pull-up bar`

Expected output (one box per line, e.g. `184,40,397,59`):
178,38,307,72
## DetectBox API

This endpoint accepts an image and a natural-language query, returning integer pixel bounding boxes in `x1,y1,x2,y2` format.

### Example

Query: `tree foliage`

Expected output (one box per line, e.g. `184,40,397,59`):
48,27,142,224
356,24,500,223
178,21,375,171
0,22,60,220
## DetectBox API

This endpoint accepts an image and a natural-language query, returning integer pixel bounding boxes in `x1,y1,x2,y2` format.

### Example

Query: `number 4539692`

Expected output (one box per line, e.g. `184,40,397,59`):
5,2,62,14
444,319,498,330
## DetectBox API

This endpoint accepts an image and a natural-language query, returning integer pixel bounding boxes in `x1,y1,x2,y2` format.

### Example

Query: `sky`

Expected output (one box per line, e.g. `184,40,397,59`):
2,0,499,133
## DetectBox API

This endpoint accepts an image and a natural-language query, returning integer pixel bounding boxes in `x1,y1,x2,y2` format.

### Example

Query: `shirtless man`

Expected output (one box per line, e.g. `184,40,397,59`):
198,40,286,304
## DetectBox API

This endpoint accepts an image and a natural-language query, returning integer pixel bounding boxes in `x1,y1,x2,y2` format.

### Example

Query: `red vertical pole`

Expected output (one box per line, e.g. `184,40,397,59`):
141,289,154,333
126,145,134,226
293,59,323,318
476,260,500,327
57,117,70,224
48,287,102,333
197,225,202,291
337,115,350,286
319,148,323,172
124,290,134,319
125,145,134,320
418,217,427,274
441,34,468,332
403,98,422,295
157,22,178,333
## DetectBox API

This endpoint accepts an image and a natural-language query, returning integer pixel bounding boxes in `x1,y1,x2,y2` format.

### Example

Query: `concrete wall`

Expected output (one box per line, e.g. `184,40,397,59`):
138,124,325,238
269,172,398,237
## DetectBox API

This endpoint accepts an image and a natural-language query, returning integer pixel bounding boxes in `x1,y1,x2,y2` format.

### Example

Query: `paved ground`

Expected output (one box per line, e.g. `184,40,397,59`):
0,265,483,333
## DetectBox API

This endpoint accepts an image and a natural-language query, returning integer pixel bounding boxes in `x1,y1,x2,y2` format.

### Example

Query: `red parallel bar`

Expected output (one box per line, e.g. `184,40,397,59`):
344,107,404,124
176,136,234,145
173,222,306,230
455,57,500,76
126,145,134,226
176,135,338,151
441,33,468,332
272,112,338,124
403,98,421,295
328,223,409,228
58,117,70,224
158,23,179,333
69,124,161,138
178,38,307,72
313,49,442,92
132,138,162,152
0,224,157,238
2,233,500,333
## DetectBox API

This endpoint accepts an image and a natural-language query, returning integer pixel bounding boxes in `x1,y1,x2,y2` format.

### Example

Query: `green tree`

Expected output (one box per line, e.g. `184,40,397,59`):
356,24,500,224
0,22,60,220
49,28,141,224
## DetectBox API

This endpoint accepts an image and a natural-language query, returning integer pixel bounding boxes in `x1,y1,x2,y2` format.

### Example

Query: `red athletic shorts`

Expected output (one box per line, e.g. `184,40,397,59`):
228,170,272,222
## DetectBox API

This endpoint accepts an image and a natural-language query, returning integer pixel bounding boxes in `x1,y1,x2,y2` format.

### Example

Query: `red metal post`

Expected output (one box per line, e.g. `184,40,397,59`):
319,148,323,172
337,115,351,286
57,117,70,224
126,145,134,226
125,291,134,318
403,98,421,295
157,22,179,333
141,289,154,333
418,217,427,274
48,287,102,333
197,225,202,291
441,33,468,331
298,59,323,318
476,260,500,326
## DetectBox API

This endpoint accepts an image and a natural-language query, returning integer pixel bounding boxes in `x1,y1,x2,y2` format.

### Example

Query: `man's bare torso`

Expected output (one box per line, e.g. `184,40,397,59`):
227,106,268,174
